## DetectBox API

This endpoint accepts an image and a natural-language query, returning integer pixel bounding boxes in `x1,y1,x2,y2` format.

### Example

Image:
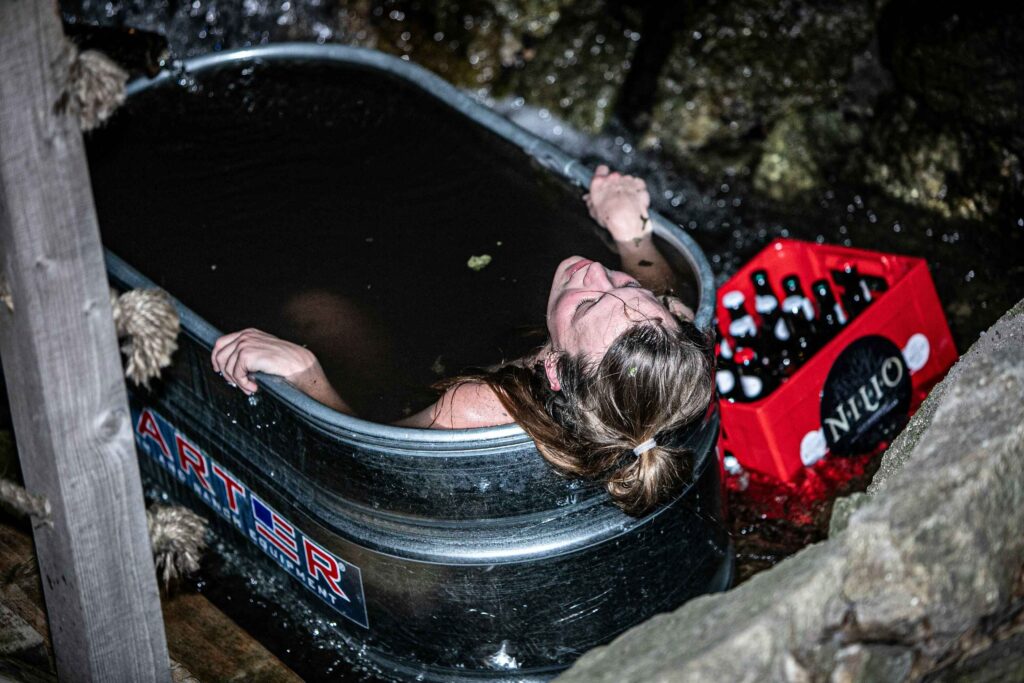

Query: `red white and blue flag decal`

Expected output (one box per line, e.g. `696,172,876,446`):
132,406,369,628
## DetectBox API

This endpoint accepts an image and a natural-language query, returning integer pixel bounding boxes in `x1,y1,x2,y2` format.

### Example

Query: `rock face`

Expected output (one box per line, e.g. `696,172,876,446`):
500,7,637,132
557,299,1024,683
65,0,1022,223
833,0,1024,223
644,0,876,180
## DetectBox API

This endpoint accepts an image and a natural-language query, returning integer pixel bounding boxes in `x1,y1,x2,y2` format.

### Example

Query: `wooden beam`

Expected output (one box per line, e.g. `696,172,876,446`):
0,3,170,681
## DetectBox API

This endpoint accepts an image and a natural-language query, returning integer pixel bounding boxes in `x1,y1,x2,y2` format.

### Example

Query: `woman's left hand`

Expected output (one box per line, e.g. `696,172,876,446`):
211,328,321,395
584,165,652,244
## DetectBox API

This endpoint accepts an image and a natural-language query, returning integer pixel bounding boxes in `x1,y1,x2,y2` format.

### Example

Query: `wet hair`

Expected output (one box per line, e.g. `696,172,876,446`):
440,316,714,516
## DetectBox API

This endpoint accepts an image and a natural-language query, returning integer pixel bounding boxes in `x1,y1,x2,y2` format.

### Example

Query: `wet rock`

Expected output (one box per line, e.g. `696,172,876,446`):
753,108,862,202
830,644,914,683
489,0,579,40
500,6,636,132
753,109,821,201
879,0,1024,139
926,627,1024,683
828,491,867,537
860,97,1020,221
644,0,875,179
328,0,379,48
558,299,1024,682
363,0,585,90
432,0,579,43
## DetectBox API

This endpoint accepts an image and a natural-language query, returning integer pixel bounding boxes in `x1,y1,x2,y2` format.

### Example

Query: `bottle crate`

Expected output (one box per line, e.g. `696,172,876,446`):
715,239,958,482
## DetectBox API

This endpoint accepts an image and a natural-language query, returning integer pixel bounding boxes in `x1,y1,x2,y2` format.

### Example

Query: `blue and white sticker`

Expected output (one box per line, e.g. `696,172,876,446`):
133,406,369,628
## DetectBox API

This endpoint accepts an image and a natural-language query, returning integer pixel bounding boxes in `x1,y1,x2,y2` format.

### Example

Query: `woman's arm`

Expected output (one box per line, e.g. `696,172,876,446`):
584,165,675,295
212,329,513,428
211,328,352,414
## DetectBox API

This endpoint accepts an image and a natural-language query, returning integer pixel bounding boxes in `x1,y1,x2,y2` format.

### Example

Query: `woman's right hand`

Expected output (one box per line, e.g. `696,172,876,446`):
211,328,320,395
584,165,652,244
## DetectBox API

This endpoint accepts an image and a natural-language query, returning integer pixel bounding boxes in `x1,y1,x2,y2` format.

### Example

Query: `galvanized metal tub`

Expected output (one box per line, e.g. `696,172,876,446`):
97,44,731,682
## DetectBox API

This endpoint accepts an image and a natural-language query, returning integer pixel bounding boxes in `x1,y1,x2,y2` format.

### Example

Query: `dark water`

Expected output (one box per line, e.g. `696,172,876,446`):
86,58,698,423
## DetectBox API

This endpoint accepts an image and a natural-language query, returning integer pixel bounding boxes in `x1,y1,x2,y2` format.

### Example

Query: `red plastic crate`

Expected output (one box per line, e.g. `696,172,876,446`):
716,239,958,482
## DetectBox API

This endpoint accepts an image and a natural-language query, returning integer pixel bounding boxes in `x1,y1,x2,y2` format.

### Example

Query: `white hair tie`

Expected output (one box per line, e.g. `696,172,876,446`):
633,438,658,457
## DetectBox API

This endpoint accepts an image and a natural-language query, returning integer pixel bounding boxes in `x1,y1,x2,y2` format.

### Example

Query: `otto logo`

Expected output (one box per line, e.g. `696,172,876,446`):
819,336,911,456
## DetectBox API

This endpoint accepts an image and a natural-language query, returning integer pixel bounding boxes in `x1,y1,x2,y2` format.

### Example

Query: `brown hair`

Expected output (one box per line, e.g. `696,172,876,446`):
440,317,714,516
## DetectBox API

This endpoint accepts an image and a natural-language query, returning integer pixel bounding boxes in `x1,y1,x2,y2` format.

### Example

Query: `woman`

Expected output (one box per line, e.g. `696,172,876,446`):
212,166,714,515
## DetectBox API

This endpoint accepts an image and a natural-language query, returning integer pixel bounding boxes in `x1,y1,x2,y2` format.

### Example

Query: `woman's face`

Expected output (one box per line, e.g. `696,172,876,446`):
546,256,677,360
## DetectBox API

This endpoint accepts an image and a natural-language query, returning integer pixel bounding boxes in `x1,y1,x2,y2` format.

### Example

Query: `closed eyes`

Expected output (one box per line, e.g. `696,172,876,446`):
574,297,599,314
574,283,643,319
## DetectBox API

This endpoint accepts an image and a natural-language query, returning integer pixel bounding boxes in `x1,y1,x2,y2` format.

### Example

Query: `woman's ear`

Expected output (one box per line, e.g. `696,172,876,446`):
544,353,561,391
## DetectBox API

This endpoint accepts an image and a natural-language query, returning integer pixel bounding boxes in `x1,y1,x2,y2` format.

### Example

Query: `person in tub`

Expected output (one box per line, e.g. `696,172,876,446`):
212,167,713,515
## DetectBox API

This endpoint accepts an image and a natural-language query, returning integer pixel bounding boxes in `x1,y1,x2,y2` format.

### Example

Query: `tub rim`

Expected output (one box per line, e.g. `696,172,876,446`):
114,42,717,446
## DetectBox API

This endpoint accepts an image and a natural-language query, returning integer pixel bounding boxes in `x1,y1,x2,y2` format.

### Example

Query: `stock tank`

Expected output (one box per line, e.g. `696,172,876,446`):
91,45,731,681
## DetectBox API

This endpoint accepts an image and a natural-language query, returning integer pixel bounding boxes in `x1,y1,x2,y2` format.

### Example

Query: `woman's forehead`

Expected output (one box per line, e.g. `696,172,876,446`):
574,290,676,347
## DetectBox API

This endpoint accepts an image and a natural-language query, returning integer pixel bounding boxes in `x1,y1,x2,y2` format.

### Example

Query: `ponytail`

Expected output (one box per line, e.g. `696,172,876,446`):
445,318,714,516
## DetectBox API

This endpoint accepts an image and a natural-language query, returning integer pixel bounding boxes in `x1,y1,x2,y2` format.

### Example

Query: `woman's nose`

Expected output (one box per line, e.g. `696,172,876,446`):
583,263,612,288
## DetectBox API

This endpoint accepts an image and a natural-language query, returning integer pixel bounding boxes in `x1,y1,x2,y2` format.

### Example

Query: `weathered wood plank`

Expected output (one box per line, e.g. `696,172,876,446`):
0,4,170,681
161,593,303,683
1,519,300,683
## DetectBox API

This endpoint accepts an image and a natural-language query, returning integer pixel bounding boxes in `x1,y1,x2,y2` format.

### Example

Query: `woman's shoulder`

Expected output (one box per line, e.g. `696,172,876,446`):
392,381,513,429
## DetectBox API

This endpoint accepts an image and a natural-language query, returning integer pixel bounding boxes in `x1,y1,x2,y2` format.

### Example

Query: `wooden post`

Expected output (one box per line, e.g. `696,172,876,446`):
0,3,171,681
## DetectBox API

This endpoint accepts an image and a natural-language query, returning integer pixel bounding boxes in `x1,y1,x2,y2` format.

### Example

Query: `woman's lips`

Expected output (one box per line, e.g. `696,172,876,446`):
564,258,593,281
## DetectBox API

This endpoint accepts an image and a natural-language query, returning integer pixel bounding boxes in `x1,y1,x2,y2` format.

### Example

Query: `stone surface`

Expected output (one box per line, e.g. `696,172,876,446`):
644,0,875,179
63,0,1021,227
879,0,1024,139
828,492,867,537
499,5,636,132
830,644,914,683
558,300,1024,682
858,97,1016,222
753,108,862,202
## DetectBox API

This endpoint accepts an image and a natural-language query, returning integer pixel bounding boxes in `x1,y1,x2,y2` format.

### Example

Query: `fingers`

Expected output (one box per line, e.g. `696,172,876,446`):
224,344,260,393
586,166,653,239
589,167,647,195
211,328,280,394
211,328,246,373
213,328,255,375
211,328,319,398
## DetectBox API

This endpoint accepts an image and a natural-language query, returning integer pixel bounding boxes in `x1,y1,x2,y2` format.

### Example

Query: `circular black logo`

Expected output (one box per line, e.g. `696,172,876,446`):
820,335,911,456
